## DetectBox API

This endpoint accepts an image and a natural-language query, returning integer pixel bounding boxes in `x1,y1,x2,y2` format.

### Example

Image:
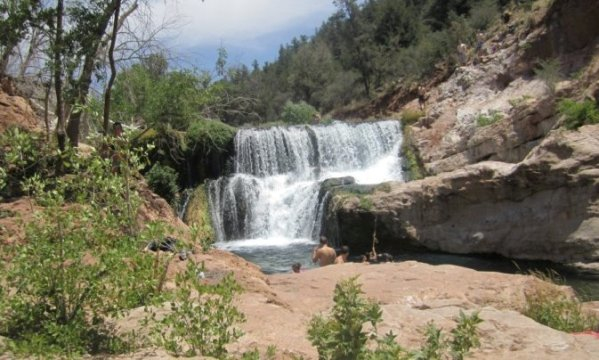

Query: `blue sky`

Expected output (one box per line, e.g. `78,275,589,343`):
150,0,338,71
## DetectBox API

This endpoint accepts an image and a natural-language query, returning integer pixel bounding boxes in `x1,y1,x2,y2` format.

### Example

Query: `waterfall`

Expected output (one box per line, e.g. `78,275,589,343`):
207,120,403,272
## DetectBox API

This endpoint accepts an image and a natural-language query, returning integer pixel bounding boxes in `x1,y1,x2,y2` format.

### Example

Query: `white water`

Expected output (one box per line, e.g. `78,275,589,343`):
207,120,404,272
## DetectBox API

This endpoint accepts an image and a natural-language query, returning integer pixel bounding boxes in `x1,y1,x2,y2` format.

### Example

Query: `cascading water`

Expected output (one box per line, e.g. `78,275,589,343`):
208,120,404,273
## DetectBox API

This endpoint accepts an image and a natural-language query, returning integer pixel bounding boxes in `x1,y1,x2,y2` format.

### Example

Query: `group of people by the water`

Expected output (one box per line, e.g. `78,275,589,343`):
291,236,394,273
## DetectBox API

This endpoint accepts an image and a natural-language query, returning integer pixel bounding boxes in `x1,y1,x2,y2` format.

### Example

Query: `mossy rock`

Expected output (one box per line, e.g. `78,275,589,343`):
183,184,215,245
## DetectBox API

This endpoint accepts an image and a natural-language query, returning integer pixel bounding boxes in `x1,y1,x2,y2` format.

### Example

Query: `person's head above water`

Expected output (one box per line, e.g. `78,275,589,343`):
338,245,349,255
319,236,328,246
292,262,302,273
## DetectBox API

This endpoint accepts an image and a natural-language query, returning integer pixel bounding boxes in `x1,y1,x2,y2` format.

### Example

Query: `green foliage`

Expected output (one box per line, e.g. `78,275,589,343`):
468,0,500,31
0,137,172,356
520,268,598,333
186,118,236,153
308,277,483,360
111,58,215,131
476,110,503,127
534,58,562,92
308,277,385,359
241,345,277,360
401,109,425,126
147,261,245,357
184,185,215,252
145,163,179,204
508,95,534,108
205,0,524,124
281,100,318,124
359,196,374,211
0,127,52,199
0,0,44,69
525,292,598,333
449,311,483,360
401,127,425,181
558,99,599,130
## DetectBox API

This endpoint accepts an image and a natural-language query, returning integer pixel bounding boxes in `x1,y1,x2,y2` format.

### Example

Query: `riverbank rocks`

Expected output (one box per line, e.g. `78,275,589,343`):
233,262,598,359
326,125,599,267
403,0,599,176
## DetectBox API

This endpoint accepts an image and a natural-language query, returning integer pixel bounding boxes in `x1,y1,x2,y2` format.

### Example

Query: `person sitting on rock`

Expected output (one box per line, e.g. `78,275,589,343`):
335,246,350,264
457,43,469,66
312,236,336,267
417,85,427,111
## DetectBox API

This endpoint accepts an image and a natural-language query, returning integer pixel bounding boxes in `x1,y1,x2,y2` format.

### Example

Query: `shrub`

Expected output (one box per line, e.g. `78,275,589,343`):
145,163,179,204
525,293,598,333
401,109,425,126
186,118,236,152
534,58,562,92
558,99,599,130
307,277,483,360
476,110,503,127
0,127,52,199
281,100,318,125
147,261,245,357
359,196,374,211
468,0,500,30
307,277,386,359
0,141,170,356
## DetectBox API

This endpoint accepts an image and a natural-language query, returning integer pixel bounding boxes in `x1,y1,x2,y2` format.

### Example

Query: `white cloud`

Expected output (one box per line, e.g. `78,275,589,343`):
151,0,336,48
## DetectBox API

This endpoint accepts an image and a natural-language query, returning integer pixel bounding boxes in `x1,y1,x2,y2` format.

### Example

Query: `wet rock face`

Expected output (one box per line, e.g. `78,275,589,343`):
326,125,599,266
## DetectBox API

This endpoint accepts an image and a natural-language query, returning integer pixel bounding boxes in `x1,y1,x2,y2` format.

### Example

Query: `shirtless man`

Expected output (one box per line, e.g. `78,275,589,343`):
334,246,349,264
312,236,336,267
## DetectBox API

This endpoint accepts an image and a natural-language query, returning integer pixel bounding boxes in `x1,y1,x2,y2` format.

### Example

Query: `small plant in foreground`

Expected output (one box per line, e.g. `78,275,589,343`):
558,99,599,130
307,277,482,360
147,261,245,357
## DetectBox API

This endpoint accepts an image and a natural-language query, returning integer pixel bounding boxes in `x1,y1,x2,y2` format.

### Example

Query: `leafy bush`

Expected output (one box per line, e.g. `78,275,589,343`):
558,99,599,130
147,261,245,357
0,127,52,199
307,277,388,359
0,140,171,356
186,118,236,152
145,163,179,204
307,277,483,360
281,100,318,124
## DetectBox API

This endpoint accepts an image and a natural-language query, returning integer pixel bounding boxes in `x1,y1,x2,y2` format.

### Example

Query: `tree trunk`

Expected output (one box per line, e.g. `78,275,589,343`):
103,0,122,134
66,0,120,146
54,0,66,152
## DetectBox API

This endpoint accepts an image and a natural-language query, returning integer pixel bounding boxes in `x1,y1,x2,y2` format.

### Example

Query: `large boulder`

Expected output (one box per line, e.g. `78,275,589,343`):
326,125,599,266
0,80,40,133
